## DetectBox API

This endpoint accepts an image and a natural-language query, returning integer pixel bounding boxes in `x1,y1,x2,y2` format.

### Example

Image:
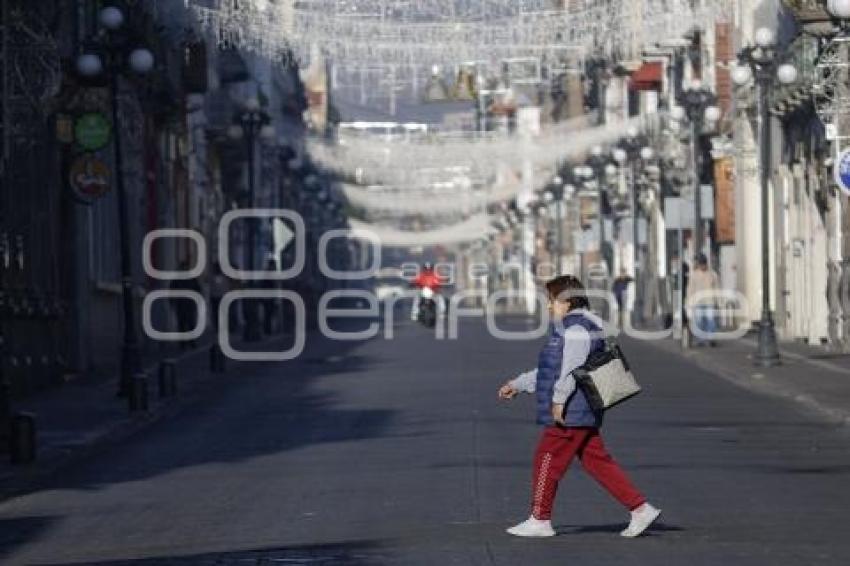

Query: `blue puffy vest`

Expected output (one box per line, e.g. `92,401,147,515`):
535,312,605,427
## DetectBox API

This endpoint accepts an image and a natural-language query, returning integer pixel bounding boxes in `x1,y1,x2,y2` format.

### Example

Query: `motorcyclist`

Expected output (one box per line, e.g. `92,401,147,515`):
413,262,442,292
411,263,445,321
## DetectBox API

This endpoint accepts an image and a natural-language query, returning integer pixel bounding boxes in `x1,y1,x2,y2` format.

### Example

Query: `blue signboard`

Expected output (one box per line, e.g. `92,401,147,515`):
835,148,850,196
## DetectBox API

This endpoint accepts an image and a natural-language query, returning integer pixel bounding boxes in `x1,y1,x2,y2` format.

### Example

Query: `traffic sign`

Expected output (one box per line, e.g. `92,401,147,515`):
835,148,850,196
69,154,111,203
74,112,112,151
273,217,296,256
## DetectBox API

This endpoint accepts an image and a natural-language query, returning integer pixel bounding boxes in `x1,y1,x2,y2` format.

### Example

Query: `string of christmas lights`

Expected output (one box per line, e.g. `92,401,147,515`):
311,117,651,190
188,0,721,69
347,214,493,247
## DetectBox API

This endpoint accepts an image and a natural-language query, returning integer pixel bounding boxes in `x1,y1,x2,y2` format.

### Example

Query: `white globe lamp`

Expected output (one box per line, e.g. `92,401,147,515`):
260,124,276,141
755,27,776,48
245,97,261,112
704,106,722,123
731,65,753,86
99,6,124,31
777,64,798,85
828,0,850,19
227,124,244,140
128,48,154,74
76,53,103,77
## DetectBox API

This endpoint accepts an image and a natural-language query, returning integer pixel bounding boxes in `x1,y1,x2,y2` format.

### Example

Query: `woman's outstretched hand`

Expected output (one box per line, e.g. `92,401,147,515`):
498,382,518,400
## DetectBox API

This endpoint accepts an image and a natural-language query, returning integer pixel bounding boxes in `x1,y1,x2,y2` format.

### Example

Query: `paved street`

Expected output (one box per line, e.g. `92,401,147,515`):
1,317,848,565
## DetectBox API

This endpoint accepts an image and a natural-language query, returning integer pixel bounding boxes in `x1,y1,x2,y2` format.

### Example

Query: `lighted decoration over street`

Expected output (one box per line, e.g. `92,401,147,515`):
188,0,724,74
178,0,729,240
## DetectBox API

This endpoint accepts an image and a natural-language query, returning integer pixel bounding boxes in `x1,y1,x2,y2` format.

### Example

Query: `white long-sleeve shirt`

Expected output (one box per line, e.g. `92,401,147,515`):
509,310,594,404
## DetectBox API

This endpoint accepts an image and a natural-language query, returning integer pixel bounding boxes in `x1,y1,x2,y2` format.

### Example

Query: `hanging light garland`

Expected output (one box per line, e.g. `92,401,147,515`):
347,214,493,247
189,0,722,69
311,116,653,190
182,0,722,232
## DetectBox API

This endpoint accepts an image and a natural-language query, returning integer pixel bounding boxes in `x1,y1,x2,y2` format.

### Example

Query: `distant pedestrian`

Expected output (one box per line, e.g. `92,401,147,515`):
209,262,229,332
170,260,202,350
686,253,719,346
497,275,661,538
612,269,633,327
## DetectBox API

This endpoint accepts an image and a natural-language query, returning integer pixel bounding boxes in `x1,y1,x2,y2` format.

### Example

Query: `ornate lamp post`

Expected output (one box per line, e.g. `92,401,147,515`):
587,145,615,274
732,26,798,367
228,97,275,342
77,6,155,397
672,82,721,261
611,130,654,322
543,175,567,274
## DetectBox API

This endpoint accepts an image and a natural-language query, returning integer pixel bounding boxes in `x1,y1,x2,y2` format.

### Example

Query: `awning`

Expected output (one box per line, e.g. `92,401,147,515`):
629,62,663,91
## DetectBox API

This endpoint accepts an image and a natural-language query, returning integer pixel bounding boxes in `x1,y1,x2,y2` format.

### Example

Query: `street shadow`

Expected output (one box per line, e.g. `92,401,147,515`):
0,317,443,562
27,538,389,566
12,320,400,495
0,516,59,563
555,522,684,536
629,462,850,476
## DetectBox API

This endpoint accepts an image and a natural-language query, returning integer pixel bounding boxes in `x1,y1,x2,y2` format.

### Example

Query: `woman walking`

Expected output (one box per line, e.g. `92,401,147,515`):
498,275,661,538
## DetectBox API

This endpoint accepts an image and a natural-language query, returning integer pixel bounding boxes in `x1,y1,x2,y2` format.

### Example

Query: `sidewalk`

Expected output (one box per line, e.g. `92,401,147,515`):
647,332,850,427
0,330,296,502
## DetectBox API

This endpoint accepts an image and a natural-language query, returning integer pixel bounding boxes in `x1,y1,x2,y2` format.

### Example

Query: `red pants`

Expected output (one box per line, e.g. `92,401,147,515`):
530,426,645,520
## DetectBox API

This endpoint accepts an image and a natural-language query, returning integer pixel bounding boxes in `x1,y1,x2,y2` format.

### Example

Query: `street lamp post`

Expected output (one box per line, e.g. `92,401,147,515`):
586,57,610,126
733,26,798,367
228,100,275,342
612,130,653,323
545,175,566,274
77,6,154,397
588,145,613,274
674,82,720,261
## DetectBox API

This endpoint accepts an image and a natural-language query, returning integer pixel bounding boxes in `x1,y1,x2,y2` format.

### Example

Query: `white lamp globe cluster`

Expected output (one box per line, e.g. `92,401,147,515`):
75,7,154,79
732,27,798,88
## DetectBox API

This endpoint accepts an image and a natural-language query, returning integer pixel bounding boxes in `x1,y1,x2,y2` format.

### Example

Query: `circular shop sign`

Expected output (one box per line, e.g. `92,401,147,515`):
69,154,111,203
74,112,112,151
835,148,850,197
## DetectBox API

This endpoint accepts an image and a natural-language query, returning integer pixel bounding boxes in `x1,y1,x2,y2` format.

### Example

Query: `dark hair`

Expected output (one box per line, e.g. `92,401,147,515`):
695,253,708,266
545,275,589,310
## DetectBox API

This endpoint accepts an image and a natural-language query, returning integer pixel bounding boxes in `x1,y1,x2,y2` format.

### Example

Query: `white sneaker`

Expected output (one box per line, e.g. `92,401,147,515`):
620,503,662,538
506,516,556,538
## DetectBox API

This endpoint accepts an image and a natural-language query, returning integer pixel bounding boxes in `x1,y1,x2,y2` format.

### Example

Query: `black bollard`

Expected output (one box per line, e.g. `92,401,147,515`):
9,412,36,464
129,373,149,412
209,343,225,373
158,359,177,398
